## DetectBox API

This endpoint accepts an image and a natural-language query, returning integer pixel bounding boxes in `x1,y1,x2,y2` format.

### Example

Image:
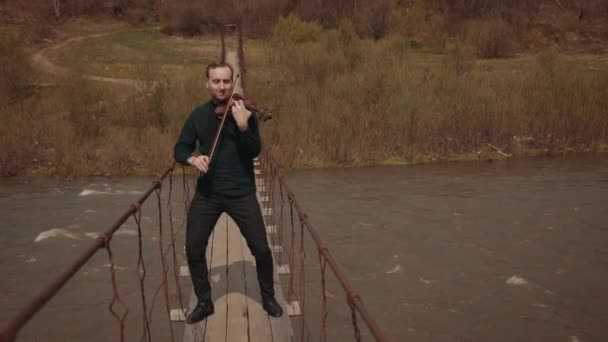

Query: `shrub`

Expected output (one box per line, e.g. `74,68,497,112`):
442,42,476,76
467,18,514,58
271,15,322,46
0,34,34,106
172,6,204,36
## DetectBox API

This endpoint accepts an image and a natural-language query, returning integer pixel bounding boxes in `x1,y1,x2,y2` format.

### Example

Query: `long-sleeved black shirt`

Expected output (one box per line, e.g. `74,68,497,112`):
173,101,261,197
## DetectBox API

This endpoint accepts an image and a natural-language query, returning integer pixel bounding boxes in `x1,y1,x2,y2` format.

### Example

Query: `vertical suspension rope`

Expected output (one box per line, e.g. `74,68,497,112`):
278,179,285,266
287,196,296,303
270,160,280,255
298,213,308,342
167,170,185,314
105,239,128,342
349,301,362,342
0,165,179,342
319,253,328,342
268,162,276,243
133,206,152,342
182,169,190,219
155,186,176,342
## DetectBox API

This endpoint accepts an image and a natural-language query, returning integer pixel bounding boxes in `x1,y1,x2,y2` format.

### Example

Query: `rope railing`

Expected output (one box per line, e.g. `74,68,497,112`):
0,164,196,342
257,149,389,342
1,21,388,342
227,21,388,341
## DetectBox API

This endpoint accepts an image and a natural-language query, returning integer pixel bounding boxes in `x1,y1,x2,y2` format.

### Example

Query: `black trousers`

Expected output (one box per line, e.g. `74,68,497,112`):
186,191,275,303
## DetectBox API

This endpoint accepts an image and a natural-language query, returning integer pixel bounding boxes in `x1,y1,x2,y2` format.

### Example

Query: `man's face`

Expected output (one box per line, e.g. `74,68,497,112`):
206,66,233,102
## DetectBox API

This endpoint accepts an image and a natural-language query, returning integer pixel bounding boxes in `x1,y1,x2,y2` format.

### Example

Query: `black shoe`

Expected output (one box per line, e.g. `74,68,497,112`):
262,297,283,317
186,301,214,324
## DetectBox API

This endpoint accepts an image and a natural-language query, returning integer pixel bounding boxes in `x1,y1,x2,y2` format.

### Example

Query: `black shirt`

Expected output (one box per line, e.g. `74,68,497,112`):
173,101,261,197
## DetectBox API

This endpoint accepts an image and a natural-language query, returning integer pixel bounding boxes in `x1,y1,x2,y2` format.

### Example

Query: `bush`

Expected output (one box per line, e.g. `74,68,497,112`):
467,18,514,58
160,2,212,37
149,80,173,133
172,7,204,36
0,108,36,176
29,17,59,43
0,34,34,106
272,15,322,46
443,42,476,76
63,77,106,142
382,33,410,59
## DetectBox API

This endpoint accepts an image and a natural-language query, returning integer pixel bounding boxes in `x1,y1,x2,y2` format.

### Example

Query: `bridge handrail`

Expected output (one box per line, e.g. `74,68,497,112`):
0,164,176,342
261,150,389,342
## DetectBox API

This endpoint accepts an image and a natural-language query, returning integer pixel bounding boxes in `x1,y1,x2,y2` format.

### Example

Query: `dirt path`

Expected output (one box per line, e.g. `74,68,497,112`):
30,29,154,89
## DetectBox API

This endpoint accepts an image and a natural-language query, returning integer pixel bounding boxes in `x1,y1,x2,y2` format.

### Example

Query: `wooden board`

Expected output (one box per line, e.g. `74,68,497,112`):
182,230,215,341
225,216,250,342
204,215,229,341
241,224,274,342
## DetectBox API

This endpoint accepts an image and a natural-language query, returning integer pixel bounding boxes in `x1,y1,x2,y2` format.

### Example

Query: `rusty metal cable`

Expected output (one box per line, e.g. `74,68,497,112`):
155,187,176,342
167,169,185,316
1,21,388,342
287,197,296,304
298,212,308,342
319,252,329,342
182,168,191,219
106,240,128,342
0,164,175,342
132,206,152,342
264,153,389,342
278,177,286,266
350,302,363,342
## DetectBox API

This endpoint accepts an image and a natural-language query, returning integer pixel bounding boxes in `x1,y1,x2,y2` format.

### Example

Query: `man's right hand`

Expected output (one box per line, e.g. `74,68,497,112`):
188,155,210,173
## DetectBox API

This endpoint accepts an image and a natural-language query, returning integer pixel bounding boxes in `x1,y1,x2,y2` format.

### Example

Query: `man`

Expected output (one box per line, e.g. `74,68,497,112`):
174,62,283,324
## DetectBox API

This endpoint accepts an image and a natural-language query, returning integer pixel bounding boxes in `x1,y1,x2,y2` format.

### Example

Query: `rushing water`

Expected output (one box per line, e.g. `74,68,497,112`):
1,154,607,341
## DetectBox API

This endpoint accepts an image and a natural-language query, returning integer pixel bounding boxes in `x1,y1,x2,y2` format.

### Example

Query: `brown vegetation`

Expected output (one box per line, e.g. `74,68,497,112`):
0,3,607,177
251,17,608,168
2,0,607,52
0,29,203,176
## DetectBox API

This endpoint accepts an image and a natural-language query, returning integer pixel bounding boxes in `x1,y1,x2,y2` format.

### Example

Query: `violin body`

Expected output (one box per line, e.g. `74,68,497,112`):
215,93,272,121
208,75,270,164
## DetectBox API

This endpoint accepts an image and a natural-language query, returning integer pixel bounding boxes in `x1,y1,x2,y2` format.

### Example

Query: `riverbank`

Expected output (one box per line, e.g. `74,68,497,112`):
1,18,607,177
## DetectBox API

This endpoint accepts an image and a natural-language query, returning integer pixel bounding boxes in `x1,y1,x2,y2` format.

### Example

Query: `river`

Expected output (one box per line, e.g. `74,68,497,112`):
1,154,607,341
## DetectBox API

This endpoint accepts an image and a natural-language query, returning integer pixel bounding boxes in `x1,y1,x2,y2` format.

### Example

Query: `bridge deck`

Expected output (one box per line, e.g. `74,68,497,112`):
182,185,294,341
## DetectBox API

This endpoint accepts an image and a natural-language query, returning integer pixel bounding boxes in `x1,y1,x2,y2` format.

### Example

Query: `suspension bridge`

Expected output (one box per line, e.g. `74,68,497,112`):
0,25,387,342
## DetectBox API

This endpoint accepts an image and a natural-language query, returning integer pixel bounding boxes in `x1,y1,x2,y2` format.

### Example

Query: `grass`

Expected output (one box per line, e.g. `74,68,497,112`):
248,18,608,168
1,17,607,177
57,29,221,79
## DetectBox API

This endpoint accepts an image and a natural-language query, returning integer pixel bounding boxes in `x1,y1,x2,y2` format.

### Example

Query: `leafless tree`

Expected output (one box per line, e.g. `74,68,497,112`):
53,0,61,17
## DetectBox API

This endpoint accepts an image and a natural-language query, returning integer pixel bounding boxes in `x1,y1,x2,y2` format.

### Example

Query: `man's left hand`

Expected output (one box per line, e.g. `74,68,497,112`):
232,99,252,132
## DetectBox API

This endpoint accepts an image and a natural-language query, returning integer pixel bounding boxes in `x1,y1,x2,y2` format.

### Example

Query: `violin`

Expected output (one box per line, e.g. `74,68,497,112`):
214,93,272,122
208,74,270,163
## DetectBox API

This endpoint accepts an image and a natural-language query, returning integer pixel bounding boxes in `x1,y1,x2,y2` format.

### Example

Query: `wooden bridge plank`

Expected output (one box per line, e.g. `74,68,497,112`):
204,215,229,341
241,229,273,342
257,187,296,342
183,230,215,341
225,217,250,342
267,248,297,342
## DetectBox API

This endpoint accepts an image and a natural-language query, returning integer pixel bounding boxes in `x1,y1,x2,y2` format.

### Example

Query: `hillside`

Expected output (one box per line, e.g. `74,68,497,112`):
0,2,607,177
1,0,607,54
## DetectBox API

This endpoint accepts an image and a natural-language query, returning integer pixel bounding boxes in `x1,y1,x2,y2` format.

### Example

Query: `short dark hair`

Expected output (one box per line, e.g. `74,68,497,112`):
205,62,234,79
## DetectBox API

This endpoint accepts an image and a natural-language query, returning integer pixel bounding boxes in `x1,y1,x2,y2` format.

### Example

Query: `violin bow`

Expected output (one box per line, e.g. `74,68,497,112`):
208,73,241,164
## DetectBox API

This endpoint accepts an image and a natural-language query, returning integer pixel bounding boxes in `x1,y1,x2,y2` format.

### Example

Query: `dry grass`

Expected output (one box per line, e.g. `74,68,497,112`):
1,16,607,177
249,17,608,168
